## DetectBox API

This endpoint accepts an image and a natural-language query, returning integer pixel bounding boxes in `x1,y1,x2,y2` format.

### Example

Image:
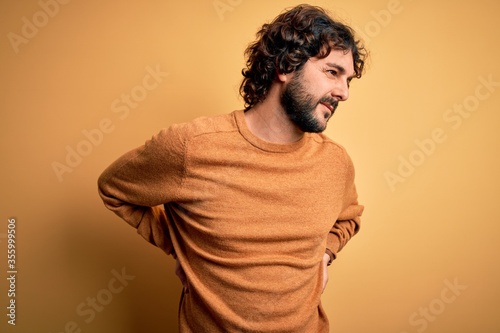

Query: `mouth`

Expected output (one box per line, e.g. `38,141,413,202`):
320,102,334,113
319,101,337,119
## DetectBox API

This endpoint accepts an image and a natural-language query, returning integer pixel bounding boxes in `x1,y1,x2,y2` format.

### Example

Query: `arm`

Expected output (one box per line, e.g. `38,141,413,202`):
326,151,364,263
97,126,186,256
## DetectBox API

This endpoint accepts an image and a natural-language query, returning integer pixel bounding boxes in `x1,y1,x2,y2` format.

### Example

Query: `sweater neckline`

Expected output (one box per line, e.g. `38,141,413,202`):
233,110,308,153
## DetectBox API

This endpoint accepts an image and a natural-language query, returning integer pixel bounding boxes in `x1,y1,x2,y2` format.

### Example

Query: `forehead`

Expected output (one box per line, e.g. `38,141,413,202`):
310,49,355,76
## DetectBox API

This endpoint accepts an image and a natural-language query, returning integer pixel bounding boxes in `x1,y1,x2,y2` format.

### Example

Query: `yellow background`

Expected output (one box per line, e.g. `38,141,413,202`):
1,0,500,332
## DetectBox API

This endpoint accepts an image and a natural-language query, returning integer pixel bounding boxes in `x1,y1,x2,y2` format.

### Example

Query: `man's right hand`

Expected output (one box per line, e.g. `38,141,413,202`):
175,259,189,293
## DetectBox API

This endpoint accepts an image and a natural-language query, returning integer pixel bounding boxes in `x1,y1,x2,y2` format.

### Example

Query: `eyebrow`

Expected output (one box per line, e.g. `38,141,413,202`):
325,62,356,79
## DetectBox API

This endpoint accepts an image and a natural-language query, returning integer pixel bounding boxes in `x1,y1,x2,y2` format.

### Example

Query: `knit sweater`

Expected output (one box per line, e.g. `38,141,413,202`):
98,110,363,332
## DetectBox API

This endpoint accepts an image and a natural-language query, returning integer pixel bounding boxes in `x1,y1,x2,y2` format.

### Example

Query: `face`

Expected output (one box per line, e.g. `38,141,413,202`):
280,49,355,133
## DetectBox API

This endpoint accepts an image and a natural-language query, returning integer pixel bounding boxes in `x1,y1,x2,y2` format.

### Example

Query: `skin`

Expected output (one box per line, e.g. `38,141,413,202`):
281,67,341,133
245,48,354,143
176,49,356,294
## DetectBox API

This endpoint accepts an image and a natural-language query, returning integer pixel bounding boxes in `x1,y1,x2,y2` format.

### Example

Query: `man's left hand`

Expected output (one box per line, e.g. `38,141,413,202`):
322,252,330,293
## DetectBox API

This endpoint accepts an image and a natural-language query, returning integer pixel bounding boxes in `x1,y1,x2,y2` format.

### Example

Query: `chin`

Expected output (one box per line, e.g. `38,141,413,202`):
304,122,327,133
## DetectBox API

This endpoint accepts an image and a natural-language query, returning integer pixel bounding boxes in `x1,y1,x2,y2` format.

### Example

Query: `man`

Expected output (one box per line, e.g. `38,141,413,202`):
98,4,366,332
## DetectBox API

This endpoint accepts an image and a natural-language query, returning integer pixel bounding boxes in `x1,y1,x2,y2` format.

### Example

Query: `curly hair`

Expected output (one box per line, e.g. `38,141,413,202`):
240,4,367,110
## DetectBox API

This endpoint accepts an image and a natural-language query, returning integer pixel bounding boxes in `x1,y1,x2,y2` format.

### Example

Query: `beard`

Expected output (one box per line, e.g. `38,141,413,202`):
280,71,338,133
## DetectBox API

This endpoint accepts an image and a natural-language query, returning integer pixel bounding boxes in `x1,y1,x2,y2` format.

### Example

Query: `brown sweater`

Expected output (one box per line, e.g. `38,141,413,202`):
98,110,363,332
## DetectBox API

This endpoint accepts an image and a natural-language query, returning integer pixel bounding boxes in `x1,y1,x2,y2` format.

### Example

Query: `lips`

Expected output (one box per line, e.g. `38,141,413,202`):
321,102,334,112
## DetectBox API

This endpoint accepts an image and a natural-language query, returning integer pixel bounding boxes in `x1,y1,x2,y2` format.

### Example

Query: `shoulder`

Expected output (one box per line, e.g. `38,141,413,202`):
163,111,237,141
152,111,236,145
310,133,349,156
309,133,355,171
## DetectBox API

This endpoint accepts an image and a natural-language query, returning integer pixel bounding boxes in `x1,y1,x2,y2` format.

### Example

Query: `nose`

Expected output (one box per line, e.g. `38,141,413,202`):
331,79,349,102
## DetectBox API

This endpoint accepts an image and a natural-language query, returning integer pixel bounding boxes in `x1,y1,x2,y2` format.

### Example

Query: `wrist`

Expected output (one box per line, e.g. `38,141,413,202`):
324,249,334,266
323,253,331,265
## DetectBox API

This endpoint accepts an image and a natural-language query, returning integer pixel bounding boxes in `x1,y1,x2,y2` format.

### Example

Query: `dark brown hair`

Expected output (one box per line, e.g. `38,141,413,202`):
240,4,367,110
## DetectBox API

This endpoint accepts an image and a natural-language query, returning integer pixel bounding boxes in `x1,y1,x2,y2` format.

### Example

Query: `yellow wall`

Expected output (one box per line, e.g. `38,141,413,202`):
1,0,499,332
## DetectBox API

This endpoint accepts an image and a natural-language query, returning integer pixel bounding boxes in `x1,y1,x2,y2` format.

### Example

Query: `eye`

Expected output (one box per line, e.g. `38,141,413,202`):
326,69,338,76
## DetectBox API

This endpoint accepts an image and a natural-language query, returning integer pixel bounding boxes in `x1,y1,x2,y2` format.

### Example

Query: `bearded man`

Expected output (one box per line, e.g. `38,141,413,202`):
98,4,367,332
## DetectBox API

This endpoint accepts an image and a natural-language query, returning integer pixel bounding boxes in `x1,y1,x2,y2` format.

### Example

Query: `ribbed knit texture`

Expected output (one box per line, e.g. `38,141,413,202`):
98,110,363,332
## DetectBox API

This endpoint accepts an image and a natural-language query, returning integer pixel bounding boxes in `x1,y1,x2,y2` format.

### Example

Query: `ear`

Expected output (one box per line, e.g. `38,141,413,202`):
275,59,290,83
276,71,289,83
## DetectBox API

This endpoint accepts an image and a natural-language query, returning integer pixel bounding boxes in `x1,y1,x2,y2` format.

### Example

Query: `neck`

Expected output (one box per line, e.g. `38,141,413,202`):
244,85,304,144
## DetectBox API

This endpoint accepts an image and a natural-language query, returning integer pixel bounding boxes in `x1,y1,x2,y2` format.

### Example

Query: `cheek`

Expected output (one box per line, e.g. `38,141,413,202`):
307,79,331,100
